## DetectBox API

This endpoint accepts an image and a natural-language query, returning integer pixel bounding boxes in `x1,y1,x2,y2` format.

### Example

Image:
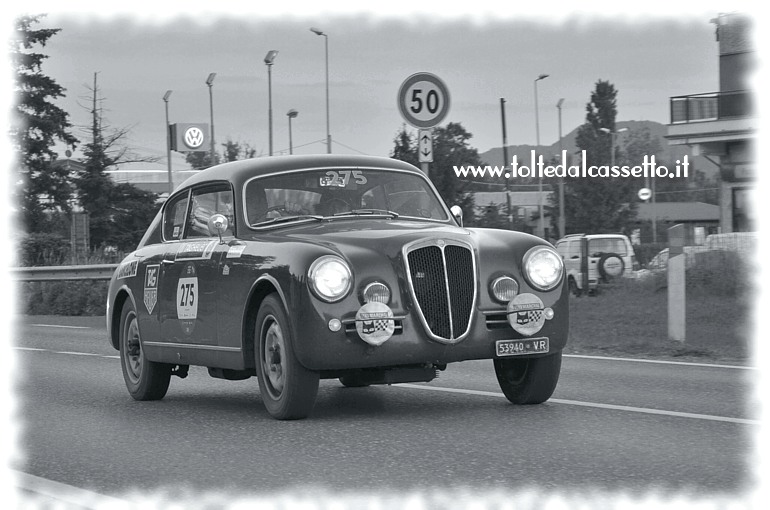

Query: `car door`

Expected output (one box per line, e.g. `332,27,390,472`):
158,184,234,350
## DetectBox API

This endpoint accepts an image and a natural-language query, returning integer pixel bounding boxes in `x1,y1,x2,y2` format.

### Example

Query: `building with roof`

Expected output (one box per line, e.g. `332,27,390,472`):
665,12,756,233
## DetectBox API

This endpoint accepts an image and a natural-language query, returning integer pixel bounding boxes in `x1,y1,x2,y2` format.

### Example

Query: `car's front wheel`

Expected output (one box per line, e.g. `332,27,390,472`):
494,352,562,404
119,300,172,400
255,294,320,419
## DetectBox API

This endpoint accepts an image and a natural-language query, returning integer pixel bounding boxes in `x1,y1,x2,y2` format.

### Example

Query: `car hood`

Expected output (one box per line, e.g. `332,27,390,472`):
277,218,470,254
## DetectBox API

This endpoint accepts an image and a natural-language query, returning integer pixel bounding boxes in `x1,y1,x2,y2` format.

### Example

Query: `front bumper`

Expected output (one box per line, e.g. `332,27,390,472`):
291,282,569,371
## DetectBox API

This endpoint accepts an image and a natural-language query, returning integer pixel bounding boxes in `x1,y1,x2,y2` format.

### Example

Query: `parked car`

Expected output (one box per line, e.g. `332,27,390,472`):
106,154,569,419
647,246,709,272
554,233,638,296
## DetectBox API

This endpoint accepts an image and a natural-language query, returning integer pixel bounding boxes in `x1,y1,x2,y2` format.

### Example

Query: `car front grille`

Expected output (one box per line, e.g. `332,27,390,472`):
405,239,476,343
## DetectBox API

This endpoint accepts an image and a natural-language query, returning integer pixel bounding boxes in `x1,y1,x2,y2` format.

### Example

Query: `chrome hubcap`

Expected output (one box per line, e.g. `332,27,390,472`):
263,318,285,395
123,312,142,383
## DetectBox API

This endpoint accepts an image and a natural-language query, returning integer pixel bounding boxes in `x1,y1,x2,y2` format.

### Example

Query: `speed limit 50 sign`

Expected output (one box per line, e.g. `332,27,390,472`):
397,73,450,128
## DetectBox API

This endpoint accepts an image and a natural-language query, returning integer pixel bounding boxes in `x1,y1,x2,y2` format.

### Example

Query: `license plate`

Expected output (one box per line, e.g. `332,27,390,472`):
496,337,549,357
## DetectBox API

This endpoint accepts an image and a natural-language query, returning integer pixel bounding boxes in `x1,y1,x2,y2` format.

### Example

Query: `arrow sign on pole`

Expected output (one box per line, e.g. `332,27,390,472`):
419,129,433,163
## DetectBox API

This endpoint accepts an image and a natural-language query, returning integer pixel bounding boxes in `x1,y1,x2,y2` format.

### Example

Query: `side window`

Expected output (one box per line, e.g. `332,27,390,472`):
163,192,189,241
186,187,235,238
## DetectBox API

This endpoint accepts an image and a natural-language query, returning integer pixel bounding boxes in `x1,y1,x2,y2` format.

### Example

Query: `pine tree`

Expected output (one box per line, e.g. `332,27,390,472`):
11,15,78,232
565,80,636,234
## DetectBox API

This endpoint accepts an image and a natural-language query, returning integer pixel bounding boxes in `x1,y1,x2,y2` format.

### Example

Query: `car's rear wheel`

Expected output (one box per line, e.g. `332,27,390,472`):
119,300,171,400
494,352,562,404
255,294,320,419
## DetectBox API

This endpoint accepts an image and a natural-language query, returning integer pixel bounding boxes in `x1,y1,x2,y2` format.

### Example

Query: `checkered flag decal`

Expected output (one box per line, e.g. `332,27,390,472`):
362,320,392,334
516,310,542,325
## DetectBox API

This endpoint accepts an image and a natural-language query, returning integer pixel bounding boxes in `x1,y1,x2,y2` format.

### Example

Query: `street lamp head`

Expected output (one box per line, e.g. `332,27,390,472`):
556,98,564,108
287,109,298,118
537,74,550,81
599,127,611,134
617,127,629,133
264,50,278,65
163,90,172,102
206,73,216,86
310,27,325,36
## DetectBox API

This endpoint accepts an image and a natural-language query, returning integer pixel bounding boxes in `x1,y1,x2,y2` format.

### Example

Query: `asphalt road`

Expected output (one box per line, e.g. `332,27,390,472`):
9,315,758,507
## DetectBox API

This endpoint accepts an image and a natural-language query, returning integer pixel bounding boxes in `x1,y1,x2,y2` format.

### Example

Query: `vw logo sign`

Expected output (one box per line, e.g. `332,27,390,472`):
184,127,205,149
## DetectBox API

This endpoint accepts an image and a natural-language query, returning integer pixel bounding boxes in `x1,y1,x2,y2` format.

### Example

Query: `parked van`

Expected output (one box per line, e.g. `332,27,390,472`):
554,234,638,296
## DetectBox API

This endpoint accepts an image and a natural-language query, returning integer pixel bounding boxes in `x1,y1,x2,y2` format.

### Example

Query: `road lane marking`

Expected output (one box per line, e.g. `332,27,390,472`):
14,346,757,425
29,324,91,329
13,469,131,509
397,383,759,426
564,354,755,370
14,346,117,359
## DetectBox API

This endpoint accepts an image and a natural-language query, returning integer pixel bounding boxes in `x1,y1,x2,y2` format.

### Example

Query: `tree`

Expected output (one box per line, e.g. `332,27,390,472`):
10,15,78,232
75,73,160,250
390,122,476,224
562,80,636,234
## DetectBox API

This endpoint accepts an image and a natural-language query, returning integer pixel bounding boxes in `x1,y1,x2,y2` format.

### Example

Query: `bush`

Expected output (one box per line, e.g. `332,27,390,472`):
19,281,108,316
19,232,72,266
633,243,667,267
687,250,752,296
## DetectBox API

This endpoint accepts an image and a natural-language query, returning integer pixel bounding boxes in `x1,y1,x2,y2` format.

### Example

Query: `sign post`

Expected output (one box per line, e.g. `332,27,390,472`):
397,73,450,175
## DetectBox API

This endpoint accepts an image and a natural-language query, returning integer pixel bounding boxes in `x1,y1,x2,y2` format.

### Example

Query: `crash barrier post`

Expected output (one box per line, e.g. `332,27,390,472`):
667,224,685,342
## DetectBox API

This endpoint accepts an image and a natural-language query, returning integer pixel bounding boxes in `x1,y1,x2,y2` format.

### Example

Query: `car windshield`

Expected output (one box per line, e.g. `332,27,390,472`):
244,168,449,226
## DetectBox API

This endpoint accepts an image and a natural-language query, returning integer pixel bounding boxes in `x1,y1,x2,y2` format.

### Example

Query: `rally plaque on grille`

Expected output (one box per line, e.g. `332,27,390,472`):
495,337,549,357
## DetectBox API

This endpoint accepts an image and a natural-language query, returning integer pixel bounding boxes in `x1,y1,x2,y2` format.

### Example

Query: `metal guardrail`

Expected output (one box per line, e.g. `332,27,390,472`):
10,264,119,282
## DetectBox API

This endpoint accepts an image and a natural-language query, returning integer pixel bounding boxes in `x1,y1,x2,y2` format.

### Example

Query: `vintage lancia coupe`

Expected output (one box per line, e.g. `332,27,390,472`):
107,154,568,419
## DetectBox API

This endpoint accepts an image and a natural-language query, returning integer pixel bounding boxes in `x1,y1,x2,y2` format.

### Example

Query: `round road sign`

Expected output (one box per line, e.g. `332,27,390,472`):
397,72,450,128
638,187,652,201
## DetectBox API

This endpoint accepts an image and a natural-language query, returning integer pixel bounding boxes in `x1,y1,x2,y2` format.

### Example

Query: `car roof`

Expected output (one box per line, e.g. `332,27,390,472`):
175,154,423,191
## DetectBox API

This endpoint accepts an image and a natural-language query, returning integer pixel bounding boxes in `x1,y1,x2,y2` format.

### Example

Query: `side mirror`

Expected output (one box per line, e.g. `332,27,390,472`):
450,205,463,227
207,214,229,243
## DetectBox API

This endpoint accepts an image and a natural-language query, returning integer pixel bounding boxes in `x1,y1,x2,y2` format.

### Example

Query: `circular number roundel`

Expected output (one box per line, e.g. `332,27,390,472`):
184,127,205,149
397,72,450,128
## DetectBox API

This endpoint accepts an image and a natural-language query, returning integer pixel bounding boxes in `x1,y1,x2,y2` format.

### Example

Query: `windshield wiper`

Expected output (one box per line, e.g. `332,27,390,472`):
332,208,400,218
253,215,324,227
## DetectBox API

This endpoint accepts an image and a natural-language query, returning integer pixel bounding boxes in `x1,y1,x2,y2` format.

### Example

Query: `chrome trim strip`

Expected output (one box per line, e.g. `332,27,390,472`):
402,238,477,344
143,341,242,352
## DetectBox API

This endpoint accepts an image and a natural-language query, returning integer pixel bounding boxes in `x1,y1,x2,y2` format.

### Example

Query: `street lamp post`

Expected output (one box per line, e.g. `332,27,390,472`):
206,73,216,164
500,98,512,230
534,73,549,239
556,98,565,237
287,109,298,154
163,90,172,194
310,27,331,154
264,50,278,156
599,126,628,167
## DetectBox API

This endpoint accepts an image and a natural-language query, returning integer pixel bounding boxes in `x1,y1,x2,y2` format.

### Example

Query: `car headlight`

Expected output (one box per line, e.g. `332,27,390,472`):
523,246,563,291
490,276,519,303
363,281,391,304
309,255,352,302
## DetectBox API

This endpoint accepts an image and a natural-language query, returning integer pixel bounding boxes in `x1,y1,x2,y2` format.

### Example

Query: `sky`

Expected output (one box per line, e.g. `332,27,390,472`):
6,1,756,171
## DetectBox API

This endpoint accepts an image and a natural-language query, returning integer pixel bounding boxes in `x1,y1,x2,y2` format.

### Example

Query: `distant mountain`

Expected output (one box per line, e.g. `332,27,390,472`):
479,120,718,177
